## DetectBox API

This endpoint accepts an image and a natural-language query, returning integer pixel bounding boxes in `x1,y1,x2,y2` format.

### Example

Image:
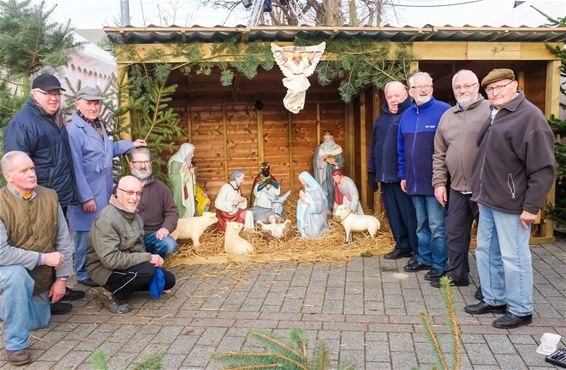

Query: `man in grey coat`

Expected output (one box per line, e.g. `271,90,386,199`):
87,176,175,314
0,151,74,366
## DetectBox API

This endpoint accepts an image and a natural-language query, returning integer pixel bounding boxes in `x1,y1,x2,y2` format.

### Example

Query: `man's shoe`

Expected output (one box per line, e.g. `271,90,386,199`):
383,249,413,260
492,312,532,329
424,268,446,281
6,348,31,366
403,261,431,272
61,287,85,301
475,286,483,301
407,254,417,264
464,300,507,315
78,278,100,287
431,278,469,288
50,302,72,315
94,288,130,314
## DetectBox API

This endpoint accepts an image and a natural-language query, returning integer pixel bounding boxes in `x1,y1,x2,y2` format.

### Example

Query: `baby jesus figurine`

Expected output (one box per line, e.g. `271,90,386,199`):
257,213,294,240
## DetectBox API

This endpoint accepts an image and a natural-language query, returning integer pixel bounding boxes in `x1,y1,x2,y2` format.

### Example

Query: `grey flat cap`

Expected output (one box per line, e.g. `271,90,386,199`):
76,86,104,101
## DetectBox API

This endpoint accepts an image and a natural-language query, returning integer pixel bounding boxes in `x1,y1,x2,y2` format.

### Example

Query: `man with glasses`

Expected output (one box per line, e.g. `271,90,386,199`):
67,86,146,287
129,147,179,258
4,73,83,313
87,176,176,313
464,69,555,329
431,70,490,290
398,72,450,277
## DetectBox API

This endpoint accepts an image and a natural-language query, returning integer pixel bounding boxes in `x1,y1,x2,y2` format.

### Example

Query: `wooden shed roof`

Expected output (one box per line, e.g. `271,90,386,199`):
104,25,566,44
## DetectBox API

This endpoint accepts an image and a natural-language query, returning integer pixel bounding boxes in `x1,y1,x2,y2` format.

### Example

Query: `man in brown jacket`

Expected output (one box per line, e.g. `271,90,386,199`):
432,70,490,289
87,176,176,313
464,69,555,329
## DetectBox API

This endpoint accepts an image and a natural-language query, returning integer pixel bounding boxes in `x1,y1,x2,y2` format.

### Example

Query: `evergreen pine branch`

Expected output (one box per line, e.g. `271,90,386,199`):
439,277,461,369
250,330,309,368
90,349,109,370
131,352,165,370
419,312,449,370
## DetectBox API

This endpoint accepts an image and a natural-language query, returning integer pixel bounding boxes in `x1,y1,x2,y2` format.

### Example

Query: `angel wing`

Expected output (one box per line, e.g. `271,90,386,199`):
271,43,294,79
302,41,326,77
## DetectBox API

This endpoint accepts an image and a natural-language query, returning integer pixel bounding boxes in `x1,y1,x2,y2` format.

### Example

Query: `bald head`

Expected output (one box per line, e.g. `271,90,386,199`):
1,151,37,195
116,175,142,212
452,69,480,109
384,81,408,114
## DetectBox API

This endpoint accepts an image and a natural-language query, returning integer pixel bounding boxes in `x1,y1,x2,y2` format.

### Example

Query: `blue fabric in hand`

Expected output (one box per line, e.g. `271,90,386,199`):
149,267,165,299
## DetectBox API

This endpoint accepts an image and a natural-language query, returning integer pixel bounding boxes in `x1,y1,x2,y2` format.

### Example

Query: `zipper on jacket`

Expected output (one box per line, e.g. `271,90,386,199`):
507,173,516,199
459,110,468,189
477,115,495,200
411,109,419,194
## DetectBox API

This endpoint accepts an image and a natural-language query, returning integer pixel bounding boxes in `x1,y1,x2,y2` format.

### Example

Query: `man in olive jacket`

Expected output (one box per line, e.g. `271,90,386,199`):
464,69,555,329
87,176,175,313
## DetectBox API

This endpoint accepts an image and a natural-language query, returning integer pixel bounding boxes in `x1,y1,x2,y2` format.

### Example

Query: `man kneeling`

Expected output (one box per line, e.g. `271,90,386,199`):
87,176,175,313
0,151,74,366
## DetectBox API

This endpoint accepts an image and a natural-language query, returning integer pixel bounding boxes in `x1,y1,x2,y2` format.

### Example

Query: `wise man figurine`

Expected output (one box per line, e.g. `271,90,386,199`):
313,131,345,207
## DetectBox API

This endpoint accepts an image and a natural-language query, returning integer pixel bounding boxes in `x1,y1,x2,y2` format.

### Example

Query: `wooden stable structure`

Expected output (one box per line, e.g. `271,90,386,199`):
106,25,566,243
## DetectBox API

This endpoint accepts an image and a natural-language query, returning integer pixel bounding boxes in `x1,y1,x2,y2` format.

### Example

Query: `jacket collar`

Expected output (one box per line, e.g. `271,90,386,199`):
109,195,136,220
412,96,437,111
27,97,55,119
381,96,411,115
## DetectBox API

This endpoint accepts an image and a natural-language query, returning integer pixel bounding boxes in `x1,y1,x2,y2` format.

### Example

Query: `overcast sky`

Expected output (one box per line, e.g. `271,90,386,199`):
34,0,563,29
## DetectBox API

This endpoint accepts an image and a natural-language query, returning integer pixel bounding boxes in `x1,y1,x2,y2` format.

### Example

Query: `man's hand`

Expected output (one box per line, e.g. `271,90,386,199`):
520,210,538,229
132,139,147,147
44,252,64,269
155,228,169,240
83,199,96,213
434,186,447,208
400,180,407,193
150,254,164,267
49,280,67,303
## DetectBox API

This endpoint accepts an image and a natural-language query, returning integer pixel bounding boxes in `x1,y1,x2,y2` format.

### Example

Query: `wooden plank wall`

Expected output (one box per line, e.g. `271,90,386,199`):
173,102,345,197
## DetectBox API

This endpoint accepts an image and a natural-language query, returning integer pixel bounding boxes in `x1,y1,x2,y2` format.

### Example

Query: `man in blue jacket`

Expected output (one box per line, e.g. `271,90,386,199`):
368,81,418,261
398,72,450,278
3,73,83,310
67,86,146,286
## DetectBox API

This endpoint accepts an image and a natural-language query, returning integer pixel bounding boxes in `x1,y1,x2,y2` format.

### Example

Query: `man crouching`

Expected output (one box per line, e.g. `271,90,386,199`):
0,151,74,366
87,176,175,313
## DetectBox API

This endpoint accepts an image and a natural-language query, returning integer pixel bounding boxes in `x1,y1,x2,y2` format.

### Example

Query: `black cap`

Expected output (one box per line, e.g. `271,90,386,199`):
31,73,65,91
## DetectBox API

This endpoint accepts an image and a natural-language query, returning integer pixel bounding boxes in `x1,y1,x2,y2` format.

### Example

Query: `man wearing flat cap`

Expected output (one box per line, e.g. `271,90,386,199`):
4,72,84,311
67,86,146,287
464,69,555,329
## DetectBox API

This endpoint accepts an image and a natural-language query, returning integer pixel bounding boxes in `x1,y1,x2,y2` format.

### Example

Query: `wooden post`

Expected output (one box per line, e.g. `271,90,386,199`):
288,111,294,189
359,92,368,208
187,105,192,143
316,102,321,143
117,64,132,140
345,102,356,174
222,104,229,180
373,89,383,213
257,108,264,163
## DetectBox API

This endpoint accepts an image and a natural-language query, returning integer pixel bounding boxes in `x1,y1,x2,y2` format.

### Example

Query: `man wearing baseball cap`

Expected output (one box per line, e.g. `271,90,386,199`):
66,86,146,287
464,69,555,329
4,72,84,314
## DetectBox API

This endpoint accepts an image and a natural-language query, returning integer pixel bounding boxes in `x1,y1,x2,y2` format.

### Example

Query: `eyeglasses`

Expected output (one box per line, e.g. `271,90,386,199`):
410,85,432,90
131,160,151,166
118,188,143,197
454,82,477,91
485,80,514,94
36,90,62,98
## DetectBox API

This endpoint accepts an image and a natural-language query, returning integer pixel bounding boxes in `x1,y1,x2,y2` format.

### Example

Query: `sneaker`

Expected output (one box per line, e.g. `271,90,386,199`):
60,287,85,301
94,288,130,314
6,348,31,366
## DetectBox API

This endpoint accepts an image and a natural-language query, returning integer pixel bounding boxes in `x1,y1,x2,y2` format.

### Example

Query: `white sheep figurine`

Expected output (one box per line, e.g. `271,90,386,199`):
224,221,254,256
334,204,380,242
170,212,218,247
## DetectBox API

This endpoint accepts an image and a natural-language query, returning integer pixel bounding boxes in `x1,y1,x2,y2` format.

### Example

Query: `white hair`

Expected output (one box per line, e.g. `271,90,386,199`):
408,72,433,87
451,69,479,88
1,151,29,174
384,81,407,96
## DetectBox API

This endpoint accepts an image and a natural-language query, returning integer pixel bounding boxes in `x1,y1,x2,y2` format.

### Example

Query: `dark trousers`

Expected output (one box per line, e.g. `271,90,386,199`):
105,262,176,301
380,182,418,253
445,189,479,284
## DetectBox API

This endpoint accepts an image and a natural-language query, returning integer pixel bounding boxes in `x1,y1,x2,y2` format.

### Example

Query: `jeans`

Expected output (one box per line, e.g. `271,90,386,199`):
445,190,478,284
143,232,177,258
73,230,90,282
412,195,447,270
0,266,51,350
476,204,533,316
380,182,418,254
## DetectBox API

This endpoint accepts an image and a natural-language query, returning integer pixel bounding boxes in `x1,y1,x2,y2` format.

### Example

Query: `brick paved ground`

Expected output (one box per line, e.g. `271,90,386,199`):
1,239,565,369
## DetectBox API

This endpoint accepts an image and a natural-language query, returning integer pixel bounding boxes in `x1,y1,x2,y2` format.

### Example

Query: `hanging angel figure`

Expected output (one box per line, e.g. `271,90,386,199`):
271,42,326,114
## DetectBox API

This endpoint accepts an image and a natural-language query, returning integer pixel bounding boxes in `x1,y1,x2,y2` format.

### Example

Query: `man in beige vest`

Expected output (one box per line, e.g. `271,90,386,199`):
0,151,74,366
